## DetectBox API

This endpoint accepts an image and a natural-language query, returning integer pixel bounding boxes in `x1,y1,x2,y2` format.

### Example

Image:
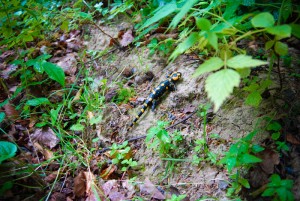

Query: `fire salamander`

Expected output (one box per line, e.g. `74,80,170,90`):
127,72,182,131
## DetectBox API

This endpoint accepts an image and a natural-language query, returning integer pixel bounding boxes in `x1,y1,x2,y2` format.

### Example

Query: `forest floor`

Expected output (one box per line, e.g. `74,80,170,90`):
1,17,300,201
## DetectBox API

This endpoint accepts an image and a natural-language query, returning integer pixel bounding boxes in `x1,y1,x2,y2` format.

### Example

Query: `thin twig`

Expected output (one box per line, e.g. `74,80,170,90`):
91,21,120,47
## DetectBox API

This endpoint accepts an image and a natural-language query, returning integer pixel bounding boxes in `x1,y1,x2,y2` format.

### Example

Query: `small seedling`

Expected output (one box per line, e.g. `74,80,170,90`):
110,141,137,171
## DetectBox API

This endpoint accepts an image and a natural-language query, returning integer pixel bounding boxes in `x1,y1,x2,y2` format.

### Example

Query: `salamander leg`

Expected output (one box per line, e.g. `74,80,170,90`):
151,100,157,111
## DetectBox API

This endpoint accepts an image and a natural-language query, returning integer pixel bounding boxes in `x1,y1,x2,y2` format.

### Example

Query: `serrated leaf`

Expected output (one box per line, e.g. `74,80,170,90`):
0,112,5,123
227,55,268,69
196,18,211,31
245,91,262,107
26,98,50,106
139,2,177,30
169,0,198,28
169,32,199,62
274,41,288,56
192,57,224,77
205,69,240,112
265,40,274,50
70,124,84,131
207,32,218,50
291,24,300,39
251,12,275,28
43,62,65,86
0,141,17,164
266,25,291,38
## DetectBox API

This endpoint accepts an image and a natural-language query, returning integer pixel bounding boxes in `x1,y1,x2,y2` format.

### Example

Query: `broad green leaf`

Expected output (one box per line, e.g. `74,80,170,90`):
0,112,5,123
207,32,218,50
60,20,69,32
291,24,300,38
265,40,274,50
238,177,250,188
23,34,34,42
205,69,240,112
196,18,211,31
251,12,275,28
223,1,240,20
43,62,65,86
266,25,291,38
236,68,251,78
262,188,275,196
281,0,292,23
139,2,177,30
0,141,17,164
70,124,84,131
169,32,200,62
269,174,281,185
79,12,92,20
226,157,237,172
170,0,198,28
26,98,50,106
192,57,224,77
267,121,281,131
227,55,268,69
239,153,262,164
271,132,280,140
274,41,288,56
252,144,265,153
245,91,262,107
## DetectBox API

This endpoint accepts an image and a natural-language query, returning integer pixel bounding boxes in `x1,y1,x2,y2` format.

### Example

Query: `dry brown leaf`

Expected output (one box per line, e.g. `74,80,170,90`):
120,30,134,47
71,88,82,104
45,171,58,183
43,149,54,160
257,149,280,174
74,171,96,198
4,103,19,120
286,133,300,145
102,180,117,196
108,189,126,201
74,171,86,197
31,127,60,149
122,180,135,198
49,192,66,201
87,111,94,121
100,165,117,180
140,178,165,200
1,64,18,79
52,53,78,75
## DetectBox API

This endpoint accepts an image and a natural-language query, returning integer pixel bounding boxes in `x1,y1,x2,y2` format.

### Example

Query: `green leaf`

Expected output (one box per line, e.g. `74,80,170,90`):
236,68,251,78
271,132,281,140
23,34,34,42
196,18,211,31
192,57,224,77
169,0,198,28
269,174,281,185
290,24,300,39
0,181,13,195
239,153,262,164
238,177,250,188
26,98,50,106
205,69,240,112
70,124,84,131
251,12,275,28
267,121,281,131
252,144,265,153
227,55,268,69
169,32,200,62
43,62,65,86
139,2,177,30
245,91,262,107
0,112,5,123
281,0,292,23
274,41,288,56
266,25,291,38
60,20,69,32
265,40,275,50
0,141,17,164
207,32,218,50
262,188,275,196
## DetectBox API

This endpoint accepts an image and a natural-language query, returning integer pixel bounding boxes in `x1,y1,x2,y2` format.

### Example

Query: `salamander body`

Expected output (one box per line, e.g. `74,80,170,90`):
127,72,182,131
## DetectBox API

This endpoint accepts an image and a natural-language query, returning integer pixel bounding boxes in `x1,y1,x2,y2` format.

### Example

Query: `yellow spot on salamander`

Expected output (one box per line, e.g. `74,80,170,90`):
161,83,165,86
166,86,169,90
141,108,144,112
144,103,147,107
152,90,156,94
136,115,139,119
148,98,153,102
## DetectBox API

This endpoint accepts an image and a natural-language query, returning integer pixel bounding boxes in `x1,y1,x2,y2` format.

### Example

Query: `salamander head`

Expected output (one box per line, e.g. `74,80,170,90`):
170,72,182,81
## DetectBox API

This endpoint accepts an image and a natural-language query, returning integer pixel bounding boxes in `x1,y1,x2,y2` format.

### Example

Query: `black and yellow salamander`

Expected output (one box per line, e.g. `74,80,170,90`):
127,71,182,131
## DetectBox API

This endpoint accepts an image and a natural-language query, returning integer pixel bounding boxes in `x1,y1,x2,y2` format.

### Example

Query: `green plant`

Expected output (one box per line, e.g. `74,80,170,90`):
166,194,187,201
110,141,137,171
113,87,134,104
148,38,175,56
265,119,289,152
193,104,217,165
262,174,294,201
220,131,264,196
0,141,17,164
146,121,183,157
